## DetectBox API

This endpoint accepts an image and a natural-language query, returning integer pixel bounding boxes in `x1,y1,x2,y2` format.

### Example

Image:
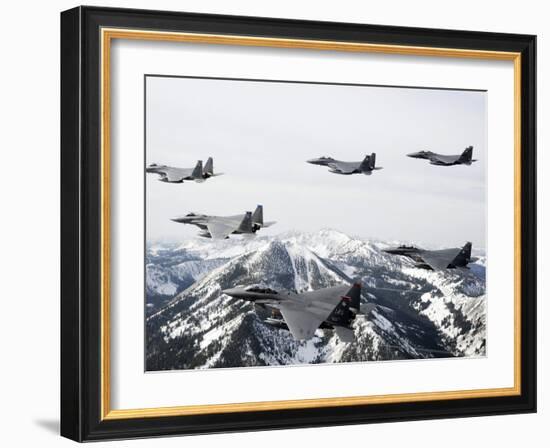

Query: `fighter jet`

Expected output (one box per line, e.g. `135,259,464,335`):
146,157,222,183
383,242,477,271
171,205,275,240
223,282,375,342
306,153,382,175
407,146,477,166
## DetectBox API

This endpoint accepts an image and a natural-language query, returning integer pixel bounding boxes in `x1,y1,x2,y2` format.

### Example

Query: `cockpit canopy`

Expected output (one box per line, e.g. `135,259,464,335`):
245,286,278,294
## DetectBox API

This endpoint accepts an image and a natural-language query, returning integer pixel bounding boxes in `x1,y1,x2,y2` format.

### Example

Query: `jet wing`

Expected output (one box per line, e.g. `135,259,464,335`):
279,307,324,340
205,219,238,239
419,248,461,270
430,154,460,165
279,285,350,340
162,167,193,182
327,161,360,174
299,285,350,306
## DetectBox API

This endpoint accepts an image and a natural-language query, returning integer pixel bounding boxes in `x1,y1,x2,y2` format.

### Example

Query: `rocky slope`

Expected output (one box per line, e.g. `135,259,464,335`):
145,230,486,370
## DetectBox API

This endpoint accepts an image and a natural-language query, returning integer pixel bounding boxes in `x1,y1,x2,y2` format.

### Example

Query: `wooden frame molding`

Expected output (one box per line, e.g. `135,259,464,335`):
100,28,522,421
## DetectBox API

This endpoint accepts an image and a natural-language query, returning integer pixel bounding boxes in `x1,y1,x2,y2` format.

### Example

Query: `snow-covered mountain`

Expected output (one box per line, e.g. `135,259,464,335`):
145,230,486,370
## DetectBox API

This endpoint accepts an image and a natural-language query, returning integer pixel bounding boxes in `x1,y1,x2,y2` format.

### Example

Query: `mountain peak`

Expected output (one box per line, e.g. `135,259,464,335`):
146,229,487,371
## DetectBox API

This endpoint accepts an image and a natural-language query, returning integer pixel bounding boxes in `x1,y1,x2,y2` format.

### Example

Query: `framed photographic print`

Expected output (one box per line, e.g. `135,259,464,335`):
60,6,536,442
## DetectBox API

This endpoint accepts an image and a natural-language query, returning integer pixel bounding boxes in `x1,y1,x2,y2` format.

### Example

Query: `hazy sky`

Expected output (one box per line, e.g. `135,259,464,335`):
145,76,487,248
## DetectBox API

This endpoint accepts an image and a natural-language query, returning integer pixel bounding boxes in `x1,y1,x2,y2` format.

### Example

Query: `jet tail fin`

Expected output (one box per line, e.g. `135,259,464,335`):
359,154,372,172
450,242,472,267
252,205,263,227
344,282,362,313
237,211,253,233
369,153,376,170
191,160,203,179
203,157,214,177
359,153,377,172
325,282,362,327
458,146,474,163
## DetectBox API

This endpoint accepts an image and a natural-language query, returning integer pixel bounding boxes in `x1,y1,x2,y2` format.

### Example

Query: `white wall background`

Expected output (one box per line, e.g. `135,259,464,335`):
0,0,546,446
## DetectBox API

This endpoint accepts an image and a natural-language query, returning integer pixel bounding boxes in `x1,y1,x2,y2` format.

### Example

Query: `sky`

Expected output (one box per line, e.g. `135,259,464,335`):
145,75,487,249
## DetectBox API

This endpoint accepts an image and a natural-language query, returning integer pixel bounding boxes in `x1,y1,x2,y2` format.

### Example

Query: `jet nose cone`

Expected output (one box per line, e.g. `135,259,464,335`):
222,288,240,297
407,151,428,159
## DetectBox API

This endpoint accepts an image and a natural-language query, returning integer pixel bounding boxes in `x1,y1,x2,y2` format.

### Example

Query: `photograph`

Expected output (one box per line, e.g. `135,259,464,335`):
57,5,537,442
144,75,488,371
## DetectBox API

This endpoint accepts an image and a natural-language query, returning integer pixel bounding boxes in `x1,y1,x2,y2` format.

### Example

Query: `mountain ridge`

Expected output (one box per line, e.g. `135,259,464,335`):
145,230,486,370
